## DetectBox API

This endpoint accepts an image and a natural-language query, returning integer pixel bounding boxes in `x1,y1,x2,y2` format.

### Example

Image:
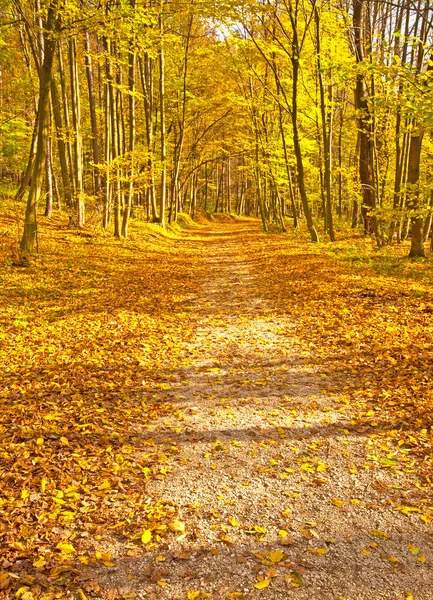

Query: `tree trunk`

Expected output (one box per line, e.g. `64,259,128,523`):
69,39,85,227
158,4,166,228
407,134,425,257
50,76,72,206
44,134,53,217
121,4,136,240
21,3,58,253
315,6,335,241
353,0,377,237
292,57,317,242
84,31,102,200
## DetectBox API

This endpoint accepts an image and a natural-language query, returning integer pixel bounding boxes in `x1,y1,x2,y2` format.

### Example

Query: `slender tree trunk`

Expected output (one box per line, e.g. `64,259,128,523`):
315,6,335,241
292,57,317,241
44,134,53,217
140,54,158,221
69,39,85,227
337,95,345,218
170,12,193,223
407,134,425,257
58,44,76,205
50,76,72,206
107,41,121,238
21,3,58,253
84,30,102,200
103,43,111,229
158,4,166,228
121,4,136,239
15,116,38,202
254,134,268,232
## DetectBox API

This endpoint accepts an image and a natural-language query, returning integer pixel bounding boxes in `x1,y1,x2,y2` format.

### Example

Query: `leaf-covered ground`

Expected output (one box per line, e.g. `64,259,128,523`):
0,213,433,600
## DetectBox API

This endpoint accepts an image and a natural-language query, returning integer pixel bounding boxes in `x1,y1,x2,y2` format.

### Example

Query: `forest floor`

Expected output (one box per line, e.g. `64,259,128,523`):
1,212,433,600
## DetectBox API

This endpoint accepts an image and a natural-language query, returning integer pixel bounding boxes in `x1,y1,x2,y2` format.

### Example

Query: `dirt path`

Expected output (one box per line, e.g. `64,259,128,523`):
95,222,432,600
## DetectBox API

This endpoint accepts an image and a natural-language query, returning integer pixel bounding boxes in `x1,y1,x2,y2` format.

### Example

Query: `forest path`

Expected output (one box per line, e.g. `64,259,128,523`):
96,220,431,600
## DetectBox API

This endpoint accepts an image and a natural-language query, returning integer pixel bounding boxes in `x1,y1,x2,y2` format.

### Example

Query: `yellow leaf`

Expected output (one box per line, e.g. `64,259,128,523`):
287,571,304,588
15,589,34,600
254,580,270,589
40,478,47,493
228,516,240,527
33,557,46,568
369,529,388,540
270,458,279,466
187,593,200,600
36,438,44,445
55,542,75,555
157,581,168,587
219,533,235,544
141,530,152,544
408,544,420,555
77,591,88,600
247,525,266,535
361,549,371,556
279,529,288,538
281,508,292,518
168,519,185,533
266,550,284,563
313,477,328,485
350,498,360,505
97,480,111,491
308,546,328,556
103,561,116,567
330,498,344,507
418,554,426,563
60,436,69,445
21,489,29,500
317,462,329,472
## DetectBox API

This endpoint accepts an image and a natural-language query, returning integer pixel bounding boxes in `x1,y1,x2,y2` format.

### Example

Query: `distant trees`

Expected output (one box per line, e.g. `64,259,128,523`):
0,0,431,255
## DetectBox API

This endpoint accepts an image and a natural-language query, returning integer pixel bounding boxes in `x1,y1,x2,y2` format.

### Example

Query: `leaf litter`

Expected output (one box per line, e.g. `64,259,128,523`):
0,216,432,599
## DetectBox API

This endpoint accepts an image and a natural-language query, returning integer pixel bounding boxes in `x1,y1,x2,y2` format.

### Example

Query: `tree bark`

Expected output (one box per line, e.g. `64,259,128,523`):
20,2,58,254
158,3,167,228
121,2,136,239
84,31,102,200
69,38,85,227
315,5,335,241
353,0,377,237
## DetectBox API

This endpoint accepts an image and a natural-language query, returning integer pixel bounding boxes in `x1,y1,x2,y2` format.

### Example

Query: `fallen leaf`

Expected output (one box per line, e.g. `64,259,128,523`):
369,529,388,540
141,530,152,544
168,519,185,533
308,546,328,556
254,579,270,589
266,550,284,563
287,571,304,588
